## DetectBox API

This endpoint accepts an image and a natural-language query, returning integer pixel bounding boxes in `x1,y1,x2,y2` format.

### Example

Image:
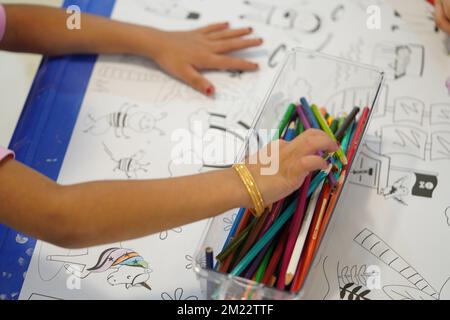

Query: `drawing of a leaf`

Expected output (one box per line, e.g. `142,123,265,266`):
359,289,371,300
350,266,357,284
383,285,436,300
341,266,349,283
340,283,354,299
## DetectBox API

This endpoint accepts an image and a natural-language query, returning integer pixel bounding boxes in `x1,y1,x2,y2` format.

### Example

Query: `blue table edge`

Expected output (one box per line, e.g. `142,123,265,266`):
0,0,116,300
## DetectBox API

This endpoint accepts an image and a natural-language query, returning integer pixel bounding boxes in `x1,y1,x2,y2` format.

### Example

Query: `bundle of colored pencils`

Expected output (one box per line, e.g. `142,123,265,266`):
212,97,370,294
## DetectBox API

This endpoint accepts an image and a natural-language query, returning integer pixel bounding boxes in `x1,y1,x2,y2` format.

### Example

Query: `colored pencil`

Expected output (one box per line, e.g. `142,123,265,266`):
206,247,214,269
334,107,360,142
290,183,332,292
274,103,296,140
217,216,257,264
311,104,348,165
300,97,321,129
329,119,339,133
276,175,311,289
232,210,269,268
230,200,297,276
285,180,325,286
297,105,338,186
315,170,346,250
262,227,289,285
255,243,275,282
346,107,370,165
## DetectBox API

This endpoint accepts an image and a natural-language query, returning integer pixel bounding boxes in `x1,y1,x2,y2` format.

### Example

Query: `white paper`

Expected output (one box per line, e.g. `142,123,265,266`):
19,0,450,300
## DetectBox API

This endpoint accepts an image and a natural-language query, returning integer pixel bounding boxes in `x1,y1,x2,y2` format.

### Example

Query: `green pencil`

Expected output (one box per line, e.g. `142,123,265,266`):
255,243,274,282
216,218,258,262
311,104,348,165
230,200,297,276
274,103,296,140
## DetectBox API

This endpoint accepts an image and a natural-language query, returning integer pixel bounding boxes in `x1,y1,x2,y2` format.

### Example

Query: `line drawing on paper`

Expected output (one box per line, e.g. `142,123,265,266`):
331,4,345,22
445,207,450,227
348,143,391,194
380,125,428,159
239,0,321,33
161,288,198,300
28,293,62,300
47,247,152,291
223,213,237,232
430,131,450,161
393,97,425,125
354,228,450,300
326,85,388,117
336,261,372,300
268,43,287,68
144,0,200,20
372,42,425,80
430,104,450,125
382,175,409,205
159,228,183,241
321,256,331,300
103,143,151,179
84,103,166,139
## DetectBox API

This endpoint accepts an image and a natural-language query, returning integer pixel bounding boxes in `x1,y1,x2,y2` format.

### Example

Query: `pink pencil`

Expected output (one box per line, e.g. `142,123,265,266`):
276,174,312,290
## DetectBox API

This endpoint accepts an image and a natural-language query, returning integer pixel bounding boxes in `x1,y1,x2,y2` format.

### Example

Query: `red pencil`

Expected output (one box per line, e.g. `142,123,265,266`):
262,226,289,286
346,107,369,166
276,175,311,290
290,183,332,293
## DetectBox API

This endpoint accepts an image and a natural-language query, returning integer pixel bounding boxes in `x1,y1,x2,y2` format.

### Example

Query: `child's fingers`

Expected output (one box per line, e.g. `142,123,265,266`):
297,155,329,173
196,22,229,34
435,0,450,34
208,55,259,71
207,27,254,40
292,130,338,156
177,65,215,96
212,38,263,54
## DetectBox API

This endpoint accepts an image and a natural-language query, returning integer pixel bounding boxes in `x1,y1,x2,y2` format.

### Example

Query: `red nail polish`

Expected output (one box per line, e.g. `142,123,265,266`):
206,86,215,96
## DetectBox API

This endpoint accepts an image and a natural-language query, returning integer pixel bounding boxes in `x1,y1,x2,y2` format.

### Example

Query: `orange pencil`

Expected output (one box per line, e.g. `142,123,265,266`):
315,171,346,252
290,183,332,292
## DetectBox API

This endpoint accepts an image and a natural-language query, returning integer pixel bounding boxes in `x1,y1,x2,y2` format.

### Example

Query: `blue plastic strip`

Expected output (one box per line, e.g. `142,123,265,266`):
0,0,116,300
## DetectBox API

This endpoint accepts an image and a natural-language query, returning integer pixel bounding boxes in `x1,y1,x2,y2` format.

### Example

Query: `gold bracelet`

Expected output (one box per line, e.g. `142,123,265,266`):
232,164,265,217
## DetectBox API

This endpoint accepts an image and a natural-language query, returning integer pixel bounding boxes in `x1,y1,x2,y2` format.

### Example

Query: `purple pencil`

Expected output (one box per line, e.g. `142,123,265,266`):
296,106,337,187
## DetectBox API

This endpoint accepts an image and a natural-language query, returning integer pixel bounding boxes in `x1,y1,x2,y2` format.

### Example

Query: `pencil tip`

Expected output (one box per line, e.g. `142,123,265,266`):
285,274,294,286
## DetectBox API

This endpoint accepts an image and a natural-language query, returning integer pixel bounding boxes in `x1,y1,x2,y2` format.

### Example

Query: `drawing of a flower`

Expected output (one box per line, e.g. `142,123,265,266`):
159,227,183,240
161,288,198,300
223,213,237,232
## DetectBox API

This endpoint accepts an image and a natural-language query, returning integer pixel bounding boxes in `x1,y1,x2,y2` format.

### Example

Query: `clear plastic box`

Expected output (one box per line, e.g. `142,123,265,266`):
193,48,385,300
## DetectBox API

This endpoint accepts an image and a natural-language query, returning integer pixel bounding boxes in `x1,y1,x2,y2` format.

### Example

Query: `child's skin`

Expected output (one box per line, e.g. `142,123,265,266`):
0,5,338,249
435,0,450,34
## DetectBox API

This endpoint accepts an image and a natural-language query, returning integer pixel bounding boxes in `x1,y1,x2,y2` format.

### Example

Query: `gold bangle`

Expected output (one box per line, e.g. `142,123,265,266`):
232,164,265,217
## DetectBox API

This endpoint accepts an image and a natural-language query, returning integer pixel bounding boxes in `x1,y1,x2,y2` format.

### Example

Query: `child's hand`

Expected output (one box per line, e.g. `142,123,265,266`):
244,129,338,207
149,22,263,96
435,0,450,34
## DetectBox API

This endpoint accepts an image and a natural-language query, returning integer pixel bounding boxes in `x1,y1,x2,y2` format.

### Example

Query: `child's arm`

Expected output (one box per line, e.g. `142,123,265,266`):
0,130,337,249
0,5,262,95
435,0,450,34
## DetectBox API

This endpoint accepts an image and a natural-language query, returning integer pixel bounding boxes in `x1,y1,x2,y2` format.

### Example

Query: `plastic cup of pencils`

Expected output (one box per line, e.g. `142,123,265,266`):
193,47,384,300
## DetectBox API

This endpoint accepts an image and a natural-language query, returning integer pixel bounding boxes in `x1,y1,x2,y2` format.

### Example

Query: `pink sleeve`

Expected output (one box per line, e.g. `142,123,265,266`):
0,146,14,163
0,4,6,42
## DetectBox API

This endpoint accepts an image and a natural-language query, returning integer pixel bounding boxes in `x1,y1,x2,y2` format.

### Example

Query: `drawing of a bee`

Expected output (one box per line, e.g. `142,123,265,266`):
103,143,151,179
84,103,166,139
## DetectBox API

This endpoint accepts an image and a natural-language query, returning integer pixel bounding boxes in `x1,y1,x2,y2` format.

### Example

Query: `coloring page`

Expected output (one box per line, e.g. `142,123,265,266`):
19,0,450,300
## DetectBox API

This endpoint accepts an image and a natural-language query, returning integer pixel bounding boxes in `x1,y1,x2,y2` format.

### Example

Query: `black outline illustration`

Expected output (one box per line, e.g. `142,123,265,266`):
103,143,151,179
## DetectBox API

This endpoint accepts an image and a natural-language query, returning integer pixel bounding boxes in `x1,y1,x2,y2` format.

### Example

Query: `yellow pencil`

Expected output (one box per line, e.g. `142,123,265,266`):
311,104,347,165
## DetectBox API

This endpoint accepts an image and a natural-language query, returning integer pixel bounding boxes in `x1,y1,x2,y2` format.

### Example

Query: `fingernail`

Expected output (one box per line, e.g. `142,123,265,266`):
253,63,259,69
206,86,215,96
248,27,253,32
258,38,264,43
